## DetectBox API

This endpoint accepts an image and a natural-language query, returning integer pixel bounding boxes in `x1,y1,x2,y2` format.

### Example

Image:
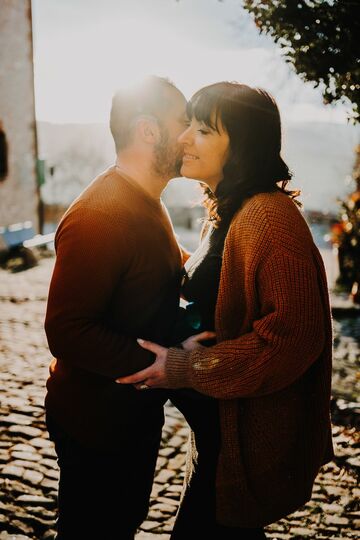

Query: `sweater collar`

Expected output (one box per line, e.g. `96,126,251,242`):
113,165,162,211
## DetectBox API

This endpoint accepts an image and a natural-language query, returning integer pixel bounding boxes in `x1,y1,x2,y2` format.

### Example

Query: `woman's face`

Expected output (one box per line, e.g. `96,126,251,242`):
178,113,230,192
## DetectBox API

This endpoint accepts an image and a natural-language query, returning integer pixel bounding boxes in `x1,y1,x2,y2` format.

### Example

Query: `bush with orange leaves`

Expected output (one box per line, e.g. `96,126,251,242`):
332,146,360,303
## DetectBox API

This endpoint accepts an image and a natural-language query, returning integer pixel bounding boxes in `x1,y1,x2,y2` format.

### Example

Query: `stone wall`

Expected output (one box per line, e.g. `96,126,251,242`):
0,0,39,231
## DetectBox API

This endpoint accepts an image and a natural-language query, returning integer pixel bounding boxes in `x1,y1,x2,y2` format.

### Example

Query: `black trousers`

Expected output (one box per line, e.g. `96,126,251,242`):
169,392,267,540
47,415,163,540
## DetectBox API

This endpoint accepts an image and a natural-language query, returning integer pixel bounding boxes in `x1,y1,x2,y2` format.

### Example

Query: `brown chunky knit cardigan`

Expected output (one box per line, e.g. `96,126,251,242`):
166,191,334,527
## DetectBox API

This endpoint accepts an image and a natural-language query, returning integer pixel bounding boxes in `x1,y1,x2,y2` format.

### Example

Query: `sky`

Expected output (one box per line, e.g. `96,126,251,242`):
31,0,353,125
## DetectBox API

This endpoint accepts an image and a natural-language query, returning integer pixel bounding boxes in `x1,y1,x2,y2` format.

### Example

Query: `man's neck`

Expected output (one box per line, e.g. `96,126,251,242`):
115,157,168,200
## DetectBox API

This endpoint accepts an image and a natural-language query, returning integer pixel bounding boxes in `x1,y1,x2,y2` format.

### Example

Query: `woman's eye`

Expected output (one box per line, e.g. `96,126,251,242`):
198,129,209,135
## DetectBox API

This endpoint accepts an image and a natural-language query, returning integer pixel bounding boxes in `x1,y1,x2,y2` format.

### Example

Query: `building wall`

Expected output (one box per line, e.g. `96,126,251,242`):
0,0,39,230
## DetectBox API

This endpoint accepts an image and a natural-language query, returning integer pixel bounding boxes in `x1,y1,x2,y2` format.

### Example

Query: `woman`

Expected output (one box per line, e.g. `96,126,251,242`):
117,82,334,539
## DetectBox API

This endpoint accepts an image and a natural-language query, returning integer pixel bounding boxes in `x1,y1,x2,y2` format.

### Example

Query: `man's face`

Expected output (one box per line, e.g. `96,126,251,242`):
153,88,188,179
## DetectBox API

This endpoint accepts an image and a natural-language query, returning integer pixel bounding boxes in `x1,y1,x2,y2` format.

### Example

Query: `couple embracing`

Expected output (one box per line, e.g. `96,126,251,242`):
44,76,333,539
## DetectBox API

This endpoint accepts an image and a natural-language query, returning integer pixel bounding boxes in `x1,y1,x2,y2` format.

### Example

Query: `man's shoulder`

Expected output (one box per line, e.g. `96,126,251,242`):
76,167,120,203
55,169,136,239
64,167,132,217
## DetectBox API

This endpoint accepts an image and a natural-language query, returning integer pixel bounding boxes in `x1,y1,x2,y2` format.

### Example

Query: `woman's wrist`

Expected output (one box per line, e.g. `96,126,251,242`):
166,347,191,388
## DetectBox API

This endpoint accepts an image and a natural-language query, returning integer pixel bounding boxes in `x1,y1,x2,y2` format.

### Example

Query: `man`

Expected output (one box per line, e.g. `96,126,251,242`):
44,76,188,539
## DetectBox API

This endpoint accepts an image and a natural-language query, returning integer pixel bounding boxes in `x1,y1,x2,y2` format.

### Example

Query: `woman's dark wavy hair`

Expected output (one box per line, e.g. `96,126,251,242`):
187,82,301,228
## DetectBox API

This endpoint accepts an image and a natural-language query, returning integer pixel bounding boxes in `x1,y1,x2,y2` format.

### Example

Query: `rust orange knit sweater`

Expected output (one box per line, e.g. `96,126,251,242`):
166,191,334,527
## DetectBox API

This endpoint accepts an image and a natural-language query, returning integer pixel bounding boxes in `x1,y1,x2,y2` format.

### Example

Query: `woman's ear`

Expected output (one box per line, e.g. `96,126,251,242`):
135,115,160,145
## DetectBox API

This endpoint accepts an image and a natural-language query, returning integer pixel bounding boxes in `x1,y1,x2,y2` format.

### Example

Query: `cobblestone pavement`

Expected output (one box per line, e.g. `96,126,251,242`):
0,256,359,540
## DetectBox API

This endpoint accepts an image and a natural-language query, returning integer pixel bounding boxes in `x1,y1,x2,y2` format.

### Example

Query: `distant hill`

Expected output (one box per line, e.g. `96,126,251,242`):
37,120,360,213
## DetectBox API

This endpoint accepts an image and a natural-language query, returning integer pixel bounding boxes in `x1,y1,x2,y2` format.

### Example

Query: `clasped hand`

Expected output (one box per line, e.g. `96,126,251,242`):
115,331,215,390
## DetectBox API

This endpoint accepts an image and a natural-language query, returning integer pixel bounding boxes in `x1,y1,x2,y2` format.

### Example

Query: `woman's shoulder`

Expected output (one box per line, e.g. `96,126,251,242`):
232,191,305,229
228,191,314,253
242,190,300,214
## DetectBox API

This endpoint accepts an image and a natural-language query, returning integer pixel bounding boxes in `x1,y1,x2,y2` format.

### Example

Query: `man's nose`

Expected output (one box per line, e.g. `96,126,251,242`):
178,127,191,144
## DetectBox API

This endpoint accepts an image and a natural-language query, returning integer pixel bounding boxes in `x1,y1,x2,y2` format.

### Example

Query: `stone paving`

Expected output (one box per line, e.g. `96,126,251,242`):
0,255,359,539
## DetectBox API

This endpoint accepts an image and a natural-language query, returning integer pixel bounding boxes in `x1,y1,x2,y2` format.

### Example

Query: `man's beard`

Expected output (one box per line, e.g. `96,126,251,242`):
153,128,183,179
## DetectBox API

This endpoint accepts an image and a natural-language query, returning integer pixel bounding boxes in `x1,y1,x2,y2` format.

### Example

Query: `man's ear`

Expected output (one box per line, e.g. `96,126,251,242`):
135,115,160,144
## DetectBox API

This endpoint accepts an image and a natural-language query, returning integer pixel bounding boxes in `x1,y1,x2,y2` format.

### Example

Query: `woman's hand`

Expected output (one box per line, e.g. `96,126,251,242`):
116,339,169,389
181,331,216,351
115,331,216,390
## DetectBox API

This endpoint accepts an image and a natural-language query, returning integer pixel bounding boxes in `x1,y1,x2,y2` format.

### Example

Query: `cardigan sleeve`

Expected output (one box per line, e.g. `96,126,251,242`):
165,199,328,399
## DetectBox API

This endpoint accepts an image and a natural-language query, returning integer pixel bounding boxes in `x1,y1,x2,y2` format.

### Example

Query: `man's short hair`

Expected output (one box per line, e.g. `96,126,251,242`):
110,76,178,153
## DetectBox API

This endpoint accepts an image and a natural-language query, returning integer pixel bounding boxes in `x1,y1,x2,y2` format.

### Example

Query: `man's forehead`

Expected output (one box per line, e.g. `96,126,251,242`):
164,84,185,103
166,88,186,114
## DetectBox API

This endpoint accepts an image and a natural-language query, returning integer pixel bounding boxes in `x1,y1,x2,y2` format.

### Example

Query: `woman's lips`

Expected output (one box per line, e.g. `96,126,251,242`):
183,153,199,161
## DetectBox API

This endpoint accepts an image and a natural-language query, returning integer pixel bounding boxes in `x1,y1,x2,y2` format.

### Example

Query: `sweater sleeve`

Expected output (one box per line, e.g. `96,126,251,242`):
160,200,191,265
179,244,191,266
165,202,328,398
44,206,153,379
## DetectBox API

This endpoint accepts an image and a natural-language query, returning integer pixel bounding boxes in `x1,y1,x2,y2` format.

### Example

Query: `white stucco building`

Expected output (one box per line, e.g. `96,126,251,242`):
0,0,40,231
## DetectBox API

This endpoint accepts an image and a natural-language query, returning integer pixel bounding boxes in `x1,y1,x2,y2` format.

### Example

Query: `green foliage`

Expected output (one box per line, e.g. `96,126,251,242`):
334,192,360,296
330,146,360,297
243,0,360,122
